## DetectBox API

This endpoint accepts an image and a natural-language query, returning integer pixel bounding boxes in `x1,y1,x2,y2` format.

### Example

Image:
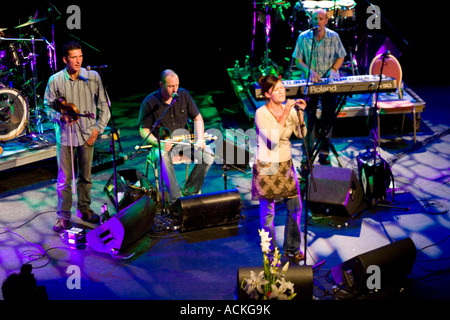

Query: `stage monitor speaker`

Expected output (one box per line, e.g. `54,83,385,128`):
237,265,313,300
104,169,156,212
331,237,416,297
86,195,156,254
215,130,254,169
307,165,363,217
170,188,242,233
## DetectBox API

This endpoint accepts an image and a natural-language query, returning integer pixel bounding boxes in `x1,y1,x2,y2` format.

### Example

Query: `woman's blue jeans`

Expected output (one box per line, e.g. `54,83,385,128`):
259,196,302,255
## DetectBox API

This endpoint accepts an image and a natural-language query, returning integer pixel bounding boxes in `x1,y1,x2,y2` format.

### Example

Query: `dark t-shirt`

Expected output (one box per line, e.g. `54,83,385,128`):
138,87,200,135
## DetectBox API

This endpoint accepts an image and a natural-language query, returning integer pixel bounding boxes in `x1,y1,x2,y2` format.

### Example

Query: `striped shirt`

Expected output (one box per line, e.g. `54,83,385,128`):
44,67,110,146
292,28,347,78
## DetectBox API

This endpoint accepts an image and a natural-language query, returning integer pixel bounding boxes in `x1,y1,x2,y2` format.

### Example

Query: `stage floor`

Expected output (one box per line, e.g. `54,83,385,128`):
0,81,449,302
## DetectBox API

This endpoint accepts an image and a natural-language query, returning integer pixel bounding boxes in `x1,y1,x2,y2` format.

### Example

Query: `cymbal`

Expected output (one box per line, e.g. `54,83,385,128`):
0,28,7,31
15,17,47,29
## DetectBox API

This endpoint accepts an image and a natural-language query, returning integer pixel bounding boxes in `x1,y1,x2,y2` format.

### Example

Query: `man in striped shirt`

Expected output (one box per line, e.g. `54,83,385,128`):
44,41,111,232
292,9,346,166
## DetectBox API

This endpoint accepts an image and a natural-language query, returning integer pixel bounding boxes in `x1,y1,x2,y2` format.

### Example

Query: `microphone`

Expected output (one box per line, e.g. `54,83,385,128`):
168,92,179,108
86,65,111,71
382,50,391,58
294,104,305,112
310,25,318,32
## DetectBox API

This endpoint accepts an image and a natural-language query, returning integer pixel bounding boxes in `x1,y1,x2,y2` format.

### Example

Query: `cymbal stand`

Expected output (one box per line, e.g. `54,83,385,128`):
31,25,56,74
47,0,61,73
263,2,270,75
27,36,40,134
252,1,273,76
31,25,57,134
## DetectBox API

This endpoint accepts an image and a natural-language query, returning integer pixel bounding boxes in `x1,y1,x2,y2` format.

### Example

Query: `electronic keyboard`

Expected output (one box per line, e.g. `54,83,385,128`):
252,75,397,99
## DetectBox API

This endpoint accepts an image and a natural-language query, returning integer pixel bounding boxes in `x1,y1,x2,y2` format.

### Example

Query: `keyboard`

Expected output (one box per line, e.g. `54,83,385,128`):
252,75,397,99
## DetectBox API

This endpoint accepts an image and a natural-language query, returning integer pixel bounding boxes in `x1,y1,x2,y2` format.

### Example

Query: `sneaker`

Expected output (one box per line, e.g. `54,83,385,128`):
284,251,305,263
53,218,72,233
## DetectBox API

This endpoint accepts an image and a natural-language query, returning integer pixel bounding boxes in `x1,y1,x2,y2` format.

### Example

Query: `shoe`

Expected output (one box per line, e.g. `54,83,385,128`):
318,154,331,165
299,162,310,180
77,209,100,224
53,218,72,233
284,251,305,263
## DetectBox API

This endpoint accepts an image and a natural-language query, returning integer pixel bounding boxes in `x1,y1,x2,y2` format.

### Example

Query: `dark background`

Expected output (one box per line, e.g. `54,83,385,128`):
1,0,447,100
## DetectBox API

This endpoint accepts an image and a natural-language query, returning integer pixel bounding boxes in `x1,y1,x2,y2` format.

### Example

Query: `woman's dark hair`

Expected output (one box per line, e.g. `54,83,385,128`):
62,41,82,58
258,74,280,97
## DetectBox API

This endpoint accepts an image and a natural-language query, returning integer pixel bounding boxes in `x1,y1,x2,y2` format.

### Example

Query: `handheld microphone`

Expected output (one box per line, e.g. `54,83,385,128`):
294,104,305,112
86,65,111,71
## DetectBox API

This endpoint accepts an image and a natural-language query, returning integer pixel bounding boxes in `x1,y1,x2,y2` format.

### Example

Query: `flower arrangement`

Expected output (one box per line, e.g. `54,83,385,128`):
241,229,297,300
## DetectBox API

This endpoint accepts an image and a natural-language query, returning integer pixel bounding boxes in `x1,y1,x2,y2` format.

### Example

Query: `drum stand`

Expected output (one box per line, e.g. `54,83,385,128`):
251,1,281,77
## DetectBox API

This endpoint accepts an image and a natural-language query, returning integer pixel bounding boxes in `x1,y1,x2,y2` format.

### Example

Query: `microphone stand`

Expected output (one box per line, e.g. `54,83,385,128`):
368,53,409,211
305,27,316,94
295,107,316,266
131,94,178,215
300,27,317,265
105,90,123,214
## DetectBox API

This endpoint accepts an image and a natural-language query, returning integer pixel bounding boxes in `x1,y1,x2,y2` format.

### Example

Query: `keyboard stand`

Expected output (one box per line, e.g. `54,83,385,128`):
310,94,348,167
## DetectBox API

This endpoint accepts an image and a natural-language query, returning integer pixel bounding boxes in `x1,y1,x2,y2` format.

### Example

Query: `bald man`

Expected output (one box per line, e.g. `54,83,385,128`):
292,9,347,166
138,69,214,206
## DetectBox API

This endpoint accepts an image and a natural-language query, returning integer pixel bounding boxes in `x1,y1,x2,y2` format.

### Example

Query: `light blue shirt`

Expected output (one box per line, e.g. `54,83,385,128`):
292,28,347,78
44,67,110,146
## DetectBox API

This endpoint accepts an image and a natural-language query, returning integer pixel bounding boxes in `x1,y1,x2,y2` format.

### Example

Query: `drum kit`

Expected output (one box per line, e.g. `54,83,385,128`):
0,15,57,143
252,0,358,77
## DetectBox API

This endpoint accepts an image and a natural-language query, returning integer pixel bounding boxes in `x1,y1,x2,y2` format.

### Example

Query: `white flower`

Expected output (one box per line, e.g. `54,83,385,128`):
277,277,295,295
258,229,272,254
242,229,298,300
243,270,269,299
269,283,288,300
269,278,295,300
270,247,280,269
281,261,289,274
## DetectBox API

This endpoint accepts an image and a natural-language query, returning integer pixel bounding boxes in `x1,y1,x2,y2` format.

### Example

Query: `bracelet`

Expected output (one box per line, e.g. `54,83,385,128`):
330,67,337,72
300,123,306,128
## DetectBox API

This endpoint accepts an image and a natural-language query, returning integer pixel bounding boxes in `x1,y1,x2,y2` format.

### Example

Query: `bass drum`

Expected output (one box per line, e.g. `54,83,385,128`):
0,87,28,141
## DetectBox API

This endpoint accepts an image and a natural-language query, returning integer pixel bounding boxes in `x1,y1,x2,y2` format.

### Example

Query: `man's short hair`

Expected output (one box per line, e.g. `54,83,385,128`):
62,41,82,58
160,69,178,85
